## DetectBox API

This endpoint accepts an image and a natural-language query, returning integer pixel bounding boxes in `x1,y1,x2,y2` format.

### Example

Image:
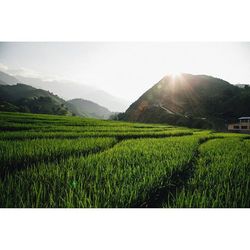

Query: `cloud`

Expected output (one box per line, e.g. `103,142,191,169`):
0,63,9,72
0,62,41,78
42,75,70,82
8,67,42,78
0,62,63,81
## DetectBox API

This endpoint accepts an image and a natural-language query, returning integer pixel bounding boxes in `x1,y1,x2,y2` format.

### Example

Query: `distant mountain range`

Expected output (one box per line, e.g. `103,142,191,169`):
124,74,250,129
0,71,114,119
8,74,128,112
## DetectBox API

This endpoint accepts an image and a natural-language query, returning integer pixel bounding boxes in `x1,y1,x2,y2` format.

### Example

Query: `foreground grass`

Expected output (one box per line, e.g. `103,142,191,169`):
170,138,250,208
0,136,200,208
0,137,117,176
0,111,249,208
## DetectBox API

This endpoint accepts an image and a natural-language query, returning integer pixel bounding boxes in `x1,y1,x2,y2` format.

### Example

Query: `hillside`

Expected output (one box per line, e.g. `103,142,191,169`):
0,83,71,115
124,74,250,129
0,82,113,118
66,98,112,119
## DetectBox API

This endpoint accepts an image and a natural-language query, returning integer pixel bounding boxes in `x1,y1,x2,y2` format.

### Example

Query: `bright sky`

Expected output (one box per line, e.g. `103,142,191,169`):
0,42,250,102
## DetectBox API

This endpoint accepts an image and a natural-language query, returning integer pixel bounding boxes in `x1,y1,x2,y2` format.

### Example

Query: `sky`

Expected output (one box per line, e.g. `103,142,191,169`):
0,42,250,102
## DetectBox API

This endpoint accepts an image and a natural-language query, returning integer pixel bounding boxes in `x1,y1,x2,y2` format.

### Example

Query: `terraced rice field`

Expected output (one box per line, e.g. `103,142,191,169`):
0,111,249,208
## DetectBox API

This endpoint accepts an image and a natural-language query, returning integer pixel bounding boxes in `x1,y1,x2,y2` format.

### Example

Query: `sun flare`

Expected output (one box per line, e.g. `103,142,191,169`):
169,70,182,78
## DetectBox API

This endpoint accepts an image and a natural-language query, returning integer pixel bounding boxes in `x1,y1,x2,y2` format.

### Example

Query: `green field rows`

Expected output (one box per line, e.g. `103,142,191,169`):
0,111,249,208
171,138,250,208
0,137,117,177
0,136,200,207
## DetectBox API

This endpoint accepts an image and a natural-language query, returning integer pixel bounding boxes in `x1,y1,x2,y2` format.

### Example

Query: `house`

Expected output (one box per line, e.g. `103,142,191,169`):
228,117,250,133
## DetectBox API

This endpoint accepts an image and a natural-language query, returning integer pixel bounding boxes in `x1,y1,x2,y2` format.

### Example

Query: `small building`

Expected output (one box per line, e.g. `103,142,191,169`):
228,117,250,133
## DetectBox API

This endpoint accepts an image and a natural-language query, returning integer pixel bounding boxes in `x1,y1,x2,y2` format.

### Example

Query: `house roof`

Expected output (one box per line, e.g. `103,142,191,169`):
238,117,250,119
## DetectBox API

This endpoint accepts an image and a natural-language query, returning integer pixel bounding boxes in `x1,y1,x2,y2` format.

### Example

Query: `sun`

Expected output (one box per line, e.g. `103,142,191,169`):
169,70,182,78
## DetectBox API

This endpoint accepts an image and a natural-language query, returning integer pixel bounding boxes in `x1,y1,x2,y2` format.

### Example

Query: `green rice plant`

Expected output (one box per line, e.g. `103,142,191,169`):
0,111,190,129
171,138,250,208
0,111,248,208
0,137,117,176
211,132,250,139
0,129,194,141
0,136,200,208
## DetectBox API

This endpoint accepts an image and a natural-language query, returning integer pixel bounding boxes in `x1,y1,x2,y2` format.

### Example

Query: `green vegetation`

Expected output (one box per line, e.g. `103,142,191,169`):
0,136,200,207
0,83,70,115
0,137,117,177
0,82,113,118
0,111,249,208
171,138,250,208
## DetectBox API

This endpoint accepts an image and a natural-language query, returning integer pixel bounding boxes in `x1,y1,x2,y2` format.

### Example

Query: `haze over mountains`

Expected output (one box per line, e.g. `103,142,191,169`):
0,71,128,112
0,71,114,118
66,99,112,119
0,71,20,85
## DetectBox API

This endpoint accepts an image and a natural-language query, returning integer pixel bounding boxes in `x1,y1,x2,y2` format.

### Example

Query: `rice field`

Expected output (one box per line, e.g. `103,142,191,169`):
0,111,249,208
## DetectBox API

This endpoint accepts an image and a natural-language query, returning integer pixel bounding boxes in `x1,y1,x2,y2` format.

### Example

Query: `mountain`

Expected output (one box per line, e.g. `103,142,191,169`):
0,71,129,112
0,83,71,115
66,98,112,119
0,71,19,85
0,82,113,119
124,74,250,129
15,75,129,112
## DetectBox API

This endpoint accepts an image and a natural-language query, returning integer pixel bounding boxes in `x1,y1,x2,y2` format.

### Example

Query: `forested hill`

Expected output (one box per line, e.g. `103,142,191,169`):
0,83,71,115
124,74,250,129
0,83,113,119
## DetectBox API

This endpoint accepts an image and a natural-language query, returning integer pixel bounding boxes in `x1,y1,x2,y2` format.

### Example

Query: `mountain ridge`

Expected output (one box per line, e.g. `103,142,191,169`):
0,82,113,119
14,74,128,112
66,98,112,119
124,73,250,129
0,83,71,115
